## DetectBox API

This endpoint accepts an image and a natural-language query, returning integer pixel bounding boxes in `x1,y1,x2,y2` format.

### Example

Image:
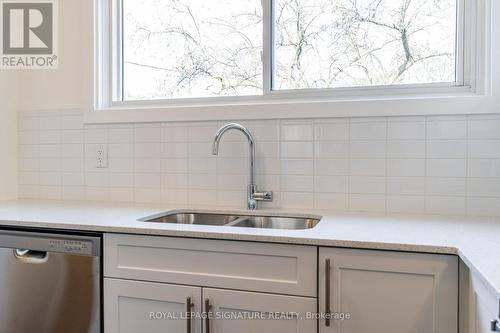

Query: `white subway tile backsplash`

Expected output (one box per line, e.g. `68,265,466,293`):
38,186,62,200
350,159,386,176
387,159,425,177
109,173,134,187
427,159,467,178
468,120,500,139
189,189,217,205
350,122,387,140
314,159,350,176
19,117,39,131
188,174,216,190
108,187,134,202
314,176,349,193
282,142,314,158
62,158,85,172
134,188,161,204
280,175,314,192
425,196,466,216
62,144,84,158
313,193,349,210
62,186,86,201
19,172,39,185
467,159,500,178
108,128,134,143
17,110,500,217
426,178,466,196
39,130,61,144
467,178,500,197
426,121,467,140
280,122,314,141
349,176,386,194
387,177,425,195
467,197,500,217
19,145,39,158
61,130,84,144
62,173,85,186
387,195,425,214
134,127,161,143
134,173,162,188
61,115,84,130
350,141,386,158
161,127,189,142
163,142,189,158
426,140,467,159
86,172,109,187
108,158,134,173
188,158,217,174
387,141,426,159
281,192,314,209
468,140,500,158
281,159,314,175
162,188,188,204
314,142,349,158
162,159,189,174
108,143,133,158
349,194,386,213
135,143,161,158
84,128,107,144
216,174,247,191
314,122,349,141
162,174,188,189
134,159,161,173
387,122,425,140
39,117,61,131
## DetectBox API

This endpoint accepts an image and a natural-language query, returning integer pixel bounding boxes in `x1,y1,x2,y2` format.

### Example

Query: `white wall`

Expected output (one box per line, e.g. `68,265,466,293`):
13,0,500,217
0,72,18,200
16,0,92,111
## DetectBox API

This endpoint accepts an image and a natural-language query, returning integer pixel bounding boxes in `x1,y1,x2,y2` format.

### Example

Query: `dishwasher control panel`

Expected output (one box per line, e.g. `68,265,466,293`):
48,239,93,255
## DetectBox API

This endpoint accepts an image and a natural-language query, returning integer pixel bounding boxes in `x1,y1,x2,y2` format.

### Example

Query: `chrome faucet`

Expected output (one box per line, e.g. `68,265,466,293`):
212,123,273,210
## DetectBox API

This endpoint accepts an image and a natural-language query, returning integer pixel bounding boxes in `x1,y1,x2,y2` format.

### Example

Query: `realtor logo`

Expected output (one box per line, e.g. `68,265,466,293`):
1,0,57,69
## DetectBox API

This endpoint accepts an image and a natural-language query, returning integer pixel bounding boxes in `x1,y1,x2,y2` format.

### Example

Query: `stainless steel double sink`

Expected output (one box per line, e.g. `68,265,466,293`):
139,210,321,230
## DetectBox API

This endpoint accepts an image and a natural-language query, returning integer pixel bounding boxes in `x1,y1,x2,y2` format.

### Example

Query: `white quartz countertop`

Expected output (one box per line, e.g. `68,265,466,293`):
0,199,498,300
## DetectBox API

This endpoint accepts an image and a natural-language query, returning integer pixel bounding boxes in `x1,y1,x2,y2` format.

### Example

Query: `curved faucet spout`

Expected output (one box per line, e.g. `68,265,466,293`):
212,123,256,187
212,123,272,210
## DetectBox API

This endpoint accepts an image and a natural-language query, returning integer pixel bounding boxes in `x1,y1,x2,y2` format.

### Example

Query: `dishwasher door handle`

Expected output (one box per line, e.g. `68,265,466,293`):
13,249,49,263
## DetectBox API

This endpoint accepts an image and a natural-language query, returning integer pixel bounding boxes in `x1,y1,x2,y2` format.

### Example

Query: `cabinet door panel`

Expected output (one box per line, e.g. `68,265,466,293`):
204,288,317,333
104,278,202,333
470,272,500,333
319,248,458,333
104,234,317,297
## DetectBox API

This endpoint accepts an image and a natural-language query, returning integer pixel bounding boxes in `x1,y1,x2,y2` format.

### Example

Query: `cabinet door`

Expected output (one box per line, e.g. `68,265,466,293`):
319,248,458,333
104,278,202,333
203,288,317,333
469,271,500,333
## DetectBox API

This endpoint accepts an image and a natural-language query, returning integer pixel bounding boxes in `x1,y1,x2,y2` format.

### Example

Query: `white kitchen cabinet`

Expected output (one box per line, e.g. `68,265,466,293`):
104,234,317,297
468,269,500,333
319,248,458,333
203,288,317,333
104,278,202,333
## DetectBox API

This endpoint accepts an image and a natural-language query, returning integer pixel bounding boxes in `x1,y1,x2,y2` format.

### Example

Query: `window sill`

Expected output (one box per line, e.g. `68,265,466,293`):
86,89,496,124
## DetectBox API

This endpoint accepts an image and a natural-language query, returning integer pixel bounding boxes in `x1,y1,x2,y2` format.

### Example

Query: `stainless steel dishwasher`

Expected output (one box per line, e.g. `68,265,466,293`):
0,229,101,333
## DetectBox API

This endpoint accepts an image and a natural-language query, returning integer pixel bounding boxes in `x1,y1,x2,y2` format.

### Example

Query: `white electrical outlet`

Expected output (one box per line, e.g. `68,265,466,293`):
96,145,109,168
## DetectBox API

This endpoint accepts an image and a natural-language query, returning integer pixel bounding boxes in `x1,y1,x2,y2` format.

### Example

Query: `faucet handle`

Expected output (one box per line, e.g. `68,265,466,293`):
253,191,273,202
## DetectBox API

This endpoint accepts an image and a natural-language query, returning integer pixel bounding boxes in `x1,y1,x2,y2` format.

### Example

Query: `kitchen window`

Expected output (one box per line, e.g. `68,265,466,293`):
93,0,491,122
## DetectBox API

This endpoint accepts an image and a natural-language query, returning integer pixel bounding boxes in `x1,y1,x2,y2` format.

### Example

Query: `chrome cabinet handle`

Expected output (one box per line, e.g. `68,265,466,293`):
325,258,331,327
205,298,211,333
491,319,500,332
186,297,192,333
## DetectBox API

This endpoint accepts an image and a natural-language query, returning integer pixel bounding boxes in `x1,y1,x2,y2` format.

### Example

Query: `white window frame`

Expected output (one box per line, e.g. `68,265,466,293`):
90,0,495,124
